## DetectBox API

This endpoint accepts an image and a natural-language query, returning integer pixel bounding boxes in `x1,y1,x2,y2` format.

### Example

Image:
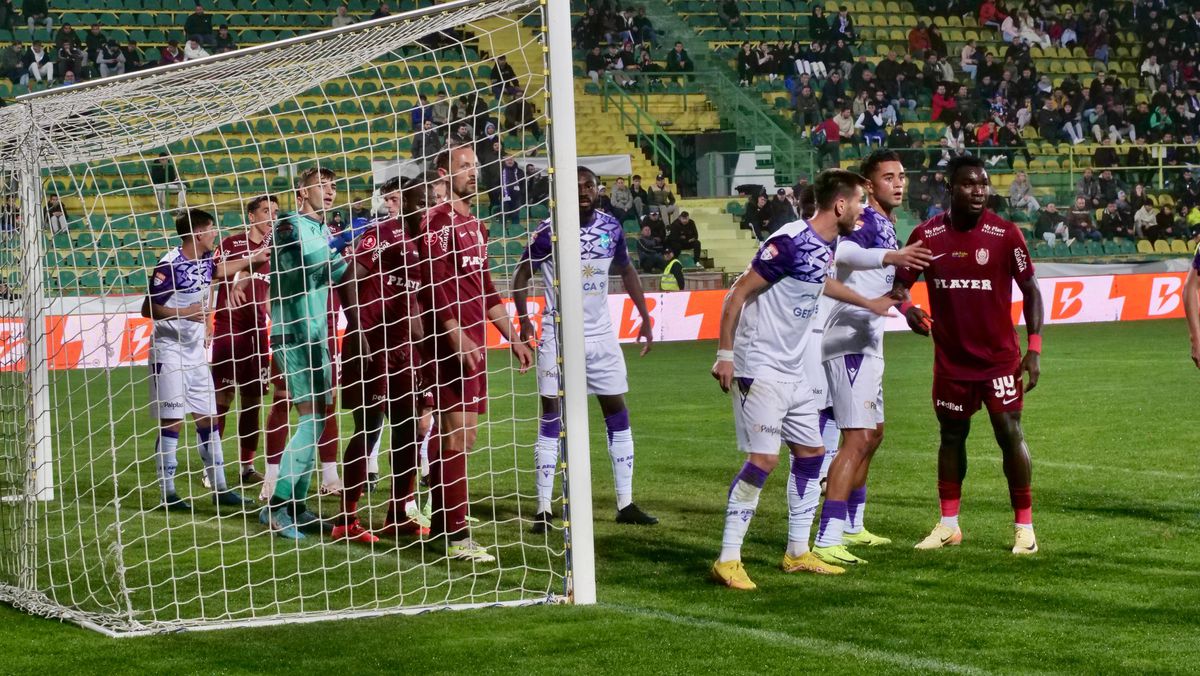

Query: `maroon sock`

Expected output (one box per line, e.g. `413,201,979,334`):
265,398,289,465
318,412,339,465
237,406,261,465
215,402,229,437
1009,484,1033,525
428,433,468,538
341,433,368,525
937,479,962,519
386,442,419,525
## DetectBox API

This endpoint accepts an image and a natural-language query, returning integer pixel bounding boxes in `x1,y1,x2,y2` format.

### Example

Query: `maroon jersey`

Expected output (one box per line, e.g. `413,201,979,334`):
213,231,271,340
349,218,422,344
418,202,503,358
895,209,1034,381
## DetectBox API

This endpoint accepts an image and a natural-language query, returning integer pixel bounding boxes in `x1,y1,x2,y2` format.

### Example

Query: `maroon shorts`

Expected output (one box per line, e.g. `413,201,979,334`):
211,332,273,397
429,354,487,415
932,371,1024,420
340,332,422,413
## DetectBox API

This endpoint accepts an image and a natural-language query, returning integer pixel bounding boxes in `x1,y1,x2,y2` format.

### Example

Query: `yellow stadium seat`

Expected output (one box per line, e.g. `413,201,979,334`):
1158,194,1175,207
964,29,979,41
948,15,963,27
1170,239,1189,254
944,28,964,41
870,14,886,26
1136,239,1154,254
885,1,901,12
888,15,904,27
1153,240,1171,254
890,29,906,41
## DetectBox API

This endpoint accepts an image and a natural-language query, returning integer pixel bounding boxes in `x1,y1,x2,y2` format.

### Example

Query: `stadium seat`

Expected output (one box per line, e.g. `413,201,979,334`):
1152,240,1171,254
1136,239,1154,254
1170,239,1189,254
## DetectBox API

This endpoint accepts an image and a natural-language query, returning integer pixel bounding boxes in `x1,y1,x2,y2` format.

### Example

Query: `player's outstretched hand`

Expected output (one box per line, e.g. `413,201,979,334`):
866,295,899,317
637,317,654,356
1021,350,1040,392
510,339,533,374
905,305,932,336
248,248,269,265
885,239,934,270
712,359,733,393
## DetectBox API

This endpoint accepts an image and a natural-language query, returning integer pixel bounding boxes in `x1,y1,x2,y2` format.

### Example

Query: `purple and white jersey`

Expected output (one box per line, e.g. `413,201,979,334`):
522,210,629,340
823,205,897,360
148,247,214,350
734,219,834,381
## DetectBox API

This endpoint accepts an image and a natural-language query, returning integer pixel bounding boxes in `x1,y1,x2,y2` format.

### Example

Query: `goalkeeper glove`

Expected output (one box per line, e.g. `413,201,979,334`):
328,217,372,252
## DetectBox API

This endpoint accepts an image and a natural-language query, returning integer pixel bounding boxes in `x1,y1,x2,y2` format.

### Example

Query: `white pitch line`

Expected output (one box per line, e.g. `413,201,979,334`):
610,603,993,675
975,456,1198,481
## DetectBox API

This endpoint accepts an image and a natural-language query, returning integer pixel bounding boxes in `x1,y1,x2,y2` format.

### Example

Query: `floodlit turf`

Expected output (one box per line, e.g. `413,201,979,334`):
2,318,1199,673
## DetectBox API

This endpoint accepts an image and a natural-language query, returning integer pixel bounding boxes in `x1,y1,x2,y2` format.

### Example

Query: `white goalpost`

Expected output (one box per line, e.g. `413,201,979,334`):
0,0,595,635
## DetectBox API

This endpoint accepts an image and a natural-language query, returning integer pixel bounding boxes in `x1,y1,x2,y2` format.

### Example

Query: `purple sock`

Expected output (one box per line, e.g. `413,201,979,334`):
729,461,768,496
791,455,823,497
539,413,561,438
847,486,867,532
817,499,848,543
604,409,630,439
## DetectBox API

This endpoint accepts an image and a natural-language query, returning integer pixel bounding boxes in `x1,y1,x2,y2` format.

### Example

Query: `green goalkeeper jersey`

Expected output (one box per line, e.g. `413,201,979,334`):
269,211,348,345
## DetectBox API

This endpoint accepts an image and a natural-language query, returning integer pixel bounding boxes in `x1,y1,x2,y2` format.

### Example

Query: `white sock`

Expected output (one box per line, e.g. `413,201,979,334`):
197,426,227,491
605,412,634,509
419,426,431,478
787,455,823,554
367,434,381,474
534,430,558,515
321,461,340,485
156,430,180,498
719,462,769,562
264,462,280,485
940,515,959,530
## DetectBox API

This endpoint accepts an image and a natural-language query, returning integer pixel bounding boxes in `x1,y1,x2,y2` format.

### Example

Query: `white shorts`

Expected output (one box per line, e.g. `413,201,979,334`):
823,354,885,430
149,343,217,420
536,330,628,398
803,328,831,411
731,377,821,454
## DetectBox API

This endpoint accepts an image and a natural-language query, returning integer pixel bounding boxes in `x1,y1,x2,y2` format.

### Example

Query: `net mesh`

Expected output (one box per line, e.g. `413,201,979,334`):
0,0,572,635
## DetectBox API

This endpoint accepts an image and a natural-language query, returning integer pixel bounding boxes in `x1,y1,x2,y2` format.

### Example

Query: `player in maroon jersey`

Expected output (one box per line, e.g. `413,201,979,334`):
419,145,533,563
333,175,437,543
893,155,1045,555
211,195,290,493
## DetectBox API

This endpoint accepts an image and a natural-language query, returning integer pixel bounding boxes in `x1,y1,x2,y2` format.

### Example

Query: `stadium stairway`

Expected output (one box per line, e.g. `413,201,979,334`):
679,199,758,273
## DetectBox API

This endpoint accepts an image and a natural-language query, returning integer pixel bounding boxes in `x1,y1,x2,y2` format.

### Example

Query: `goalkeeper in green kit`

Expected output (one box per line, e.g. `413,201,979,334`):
260,167,366,539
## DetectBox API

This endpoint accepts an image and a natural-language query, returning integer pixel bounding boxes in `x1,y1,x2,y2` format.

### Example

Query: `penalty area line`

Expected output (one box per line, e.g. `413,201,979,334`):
608,603,991,675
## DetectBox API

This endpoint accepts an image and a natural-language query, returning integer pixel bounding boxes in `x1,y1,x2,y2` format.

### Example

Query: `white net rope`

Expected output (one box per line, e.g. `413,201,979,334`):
0,0,572,635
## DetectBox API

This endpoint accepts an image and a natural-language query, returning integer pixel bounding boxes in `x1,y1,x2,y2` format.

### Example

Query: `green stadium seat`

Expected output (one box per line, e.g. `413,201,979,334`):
126,269,148,290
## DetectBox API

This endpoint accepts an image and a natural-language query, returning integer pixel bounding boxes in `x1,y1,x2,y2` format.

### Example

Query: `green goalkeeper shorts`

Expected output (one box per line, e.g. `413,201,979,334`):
272,337,333,405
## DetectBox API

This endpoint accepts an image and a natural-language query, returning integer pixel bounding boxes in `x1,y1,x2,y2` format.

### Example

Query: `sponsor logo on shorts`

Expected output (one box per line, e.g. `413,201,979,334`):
756,423,782,435
159,400,184,411
936,399,964,412
863,401,878,410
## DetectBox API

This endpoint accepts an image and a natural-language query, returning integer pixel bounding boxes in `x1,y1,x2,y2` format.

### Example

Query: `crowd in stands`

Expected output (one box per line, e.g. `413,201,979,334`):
574,3,697,86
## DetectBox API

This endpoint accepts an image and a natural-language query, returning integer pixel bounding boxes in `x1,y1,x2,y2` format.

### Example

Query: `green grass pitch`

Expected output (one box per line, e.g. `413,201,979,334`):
1,318,1198,674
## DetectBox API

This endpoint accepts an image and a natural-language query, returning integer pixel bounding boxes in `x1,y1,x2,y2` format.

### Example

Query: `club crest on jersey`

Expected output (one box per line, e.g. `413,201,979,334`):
599,233,611,249
361,233,377,250
759,243,778,261
975,248,990,265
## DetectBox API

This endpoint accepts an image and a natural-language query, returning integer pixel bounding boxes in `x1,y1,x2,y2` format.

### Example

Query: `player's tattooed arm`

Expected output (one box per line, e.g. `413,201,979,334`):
712,267,770,392
619,261,654,356
1016,273,1044,391
1185,267,1200,369
823,278,896,316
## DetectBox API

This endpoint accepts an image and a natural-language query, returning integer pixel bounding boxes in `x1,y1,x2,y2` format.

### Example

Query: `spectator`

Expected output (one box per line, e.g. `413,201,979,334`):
1140,54,1161,92
331,4,355,29
792,83,821,129
95,40,124,78
820,70,846,113
643,174,676,223
1000,13,1020,43
504,93,541,139
856,101,886,147
660,248,684,290
1125,137,1154,185
1009,171,1040,214
428,89,449,126
666,211,701,261
499,156,524,224
1061,102,1085,145
959,39,978,80
23,0,51,36
813,113,842,169
22,40,52,86
809,5,829,42
610,176,634,222
524,163,549,206
370,2,390,20
833,106,857,151
1099,202,1134,239
83,23,105,67
149,152,186,213
1176,170,1200,209
741,192,770,240
213,25,236,53
927,170,949,217
489,55,520,99
183,4,215,47
832,5,857,43
1133,201,1157,238
183,38,208,61
122,40,143,72
665,42,693,74
944,119,966,154
158,39,182,66
717,0,743,31
1096,170,1126,206
997,119,1031,168
1077,168,1102,209
0,1,13,32
44,194,67,234
636,224,665,273
413,118,442,163
1035,202,1070,246
55,40,82,80
979,0,1005,29
908,21,931,58
1184,205,1200,238
2,41,24,84
931,83,956,122
584,45,606,84
1150,205,1179,241
641,208,666,242
767,188,796,233
886,119,912,149
629,174,649,219
927,23,948,59
1067,196,1101,241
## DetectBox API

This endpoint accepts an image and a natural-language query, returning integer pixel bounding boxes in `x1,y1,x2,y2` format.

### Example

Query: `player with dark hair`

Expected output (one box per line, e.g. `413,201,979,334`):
145,208,264,511
512,166,658,535
710,170,897,589
419,146,533,562
894,154,1045,555
211,195,291,495
810,150,932,567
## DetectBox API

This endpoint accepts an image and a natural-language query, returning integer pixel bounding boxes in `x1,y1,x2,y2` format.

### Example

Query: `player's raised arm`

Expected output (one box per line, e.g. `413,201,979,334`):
712,266,770,392
837,237,932,271
213,246,268,280
1186,264,1200,369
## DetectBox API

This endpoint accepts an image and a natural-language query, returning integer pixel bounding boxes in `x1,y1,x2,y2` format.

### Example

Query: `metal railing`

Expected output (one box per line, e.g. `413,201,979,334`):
592,69,705,112
600,77,678,182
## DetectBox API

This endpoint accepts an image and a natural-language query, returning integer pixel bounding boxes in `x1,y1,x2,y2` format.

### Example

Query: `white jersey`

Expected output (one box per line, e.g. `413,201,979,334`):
734,219,834,381
147,247,214,352
822,205,898,360
523,210,630,340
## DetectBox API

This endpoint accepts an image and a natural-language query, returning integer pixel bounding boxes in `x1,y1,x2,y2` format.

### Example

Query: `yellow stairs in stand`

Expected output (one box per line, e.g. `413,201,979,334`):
677,198,758,274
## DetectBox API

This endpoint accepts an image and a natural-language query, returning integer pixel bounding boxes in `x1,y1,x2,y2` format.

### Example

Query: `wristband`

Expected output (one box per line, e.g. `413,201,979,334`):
716,349,735,362
899,300,915,314
1028,334,1042,354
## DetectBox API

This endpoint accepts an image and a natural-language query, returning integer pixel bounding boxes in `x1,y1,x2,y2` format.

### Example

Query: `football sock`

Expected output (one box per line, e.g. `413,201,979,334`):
419,424,432,478
386,431,419,524
237,406,261,466
155,428,180,499
265,397,289,465
275,413,320,502
321,461,340,486
1009,485,1033,527
818,409,839,480
318,411,339,464
845,486,867,534
429,433,469,538
534,413,560,514
938,479,961,530
604,409,634,509
787,454,824,554
719,461,768,563
214,402,229,439
263,462,280,486
341,433,368,523
367,433,382,475
814,499,848,549
196,425,227,491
